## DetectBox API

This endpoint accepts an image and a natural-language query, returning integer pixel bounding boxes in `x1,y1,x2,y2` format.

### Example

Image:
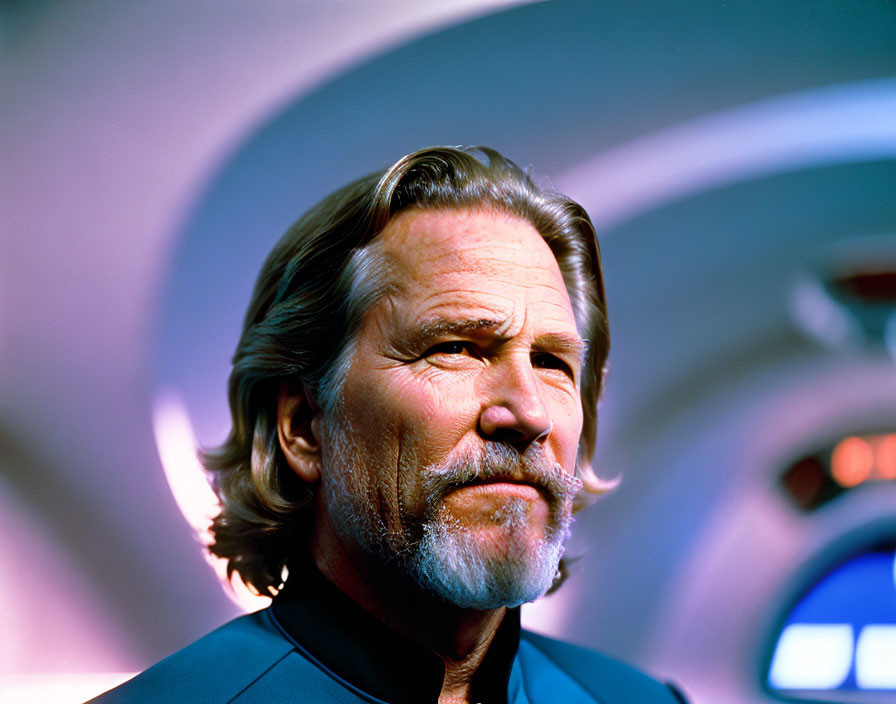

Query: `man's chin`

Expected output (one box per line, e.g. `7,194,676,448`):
458,523,552,562
407,517,567,610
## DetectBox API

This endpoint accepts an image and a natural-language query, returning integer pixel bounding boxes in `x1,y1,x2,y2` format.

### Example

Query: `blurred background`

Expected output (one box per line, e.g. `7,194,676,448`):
2,1,896,702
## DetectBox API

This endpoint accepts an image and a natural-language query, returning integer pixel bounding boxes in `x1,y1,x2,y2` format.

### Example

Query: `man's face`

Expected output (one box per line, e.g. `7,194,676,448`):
318,208,585,609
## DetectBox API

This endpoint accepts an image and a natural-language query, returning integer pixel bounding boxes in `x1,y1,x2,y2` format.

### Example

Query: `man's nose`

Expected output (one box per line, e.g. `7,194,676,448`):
478,359,552,447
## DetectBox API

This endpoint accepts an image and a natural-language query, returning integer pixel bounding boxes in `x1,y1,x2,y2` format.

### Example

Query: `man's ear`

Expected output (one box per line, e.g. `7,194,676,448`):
277,384,322,483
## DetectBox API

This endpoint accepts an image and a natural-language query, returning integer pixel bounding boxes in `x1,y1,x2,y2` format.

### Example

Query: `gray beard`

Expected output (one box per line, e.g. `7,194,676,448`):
320,410,582,610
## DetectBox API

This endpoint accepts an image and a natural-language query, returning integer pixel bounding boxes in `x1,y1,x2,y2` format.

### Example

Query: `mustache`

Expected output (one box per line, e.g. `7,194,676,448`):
419,443,583,510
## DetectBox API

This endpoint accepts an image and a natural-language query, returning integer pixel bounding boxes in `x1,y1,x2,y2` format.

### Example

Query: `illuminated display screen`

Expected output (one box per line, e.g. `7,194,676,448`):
767,544,896,700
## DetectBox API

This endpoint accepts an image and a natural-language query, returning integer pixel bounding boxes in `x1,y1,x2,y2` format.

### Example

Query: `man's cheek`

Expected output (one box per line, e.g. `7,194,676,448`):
549,400,583,469
398,382,477,446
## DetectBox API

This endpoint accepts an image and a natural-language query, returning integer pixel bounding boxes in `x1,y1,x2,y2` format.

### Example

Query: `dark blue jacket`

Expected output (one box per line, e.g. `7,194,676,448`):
91,561,686,703
89,607,686,703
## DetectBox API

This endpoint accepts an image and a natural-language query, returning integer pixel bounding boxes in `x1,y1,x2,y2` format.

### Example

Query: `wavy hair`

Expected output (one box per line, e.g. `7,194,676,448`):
203,146,611,596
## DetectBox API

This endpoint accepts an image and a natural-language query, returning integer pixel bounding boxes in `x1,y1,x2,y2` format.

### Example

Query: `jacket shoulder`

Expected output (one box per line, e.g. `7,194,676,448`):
88,610,294,704
519,630,687,703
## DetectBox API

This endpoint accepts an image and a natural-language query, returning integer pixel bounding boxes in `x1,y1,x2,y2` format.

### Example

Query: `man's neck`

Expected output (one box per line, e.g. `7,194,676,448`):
310,518,507,703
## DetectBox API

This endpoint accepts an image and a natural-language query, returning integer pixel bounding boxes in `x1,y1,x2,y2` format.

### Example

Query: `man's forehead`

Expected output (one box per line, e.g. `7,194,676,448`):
377,208,562,281
367,208,581,337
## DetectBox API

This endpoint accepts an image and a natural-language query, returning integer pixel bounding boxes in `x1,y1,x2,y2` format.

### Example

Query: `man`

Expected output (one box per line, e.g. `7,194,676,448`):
93,147,686,703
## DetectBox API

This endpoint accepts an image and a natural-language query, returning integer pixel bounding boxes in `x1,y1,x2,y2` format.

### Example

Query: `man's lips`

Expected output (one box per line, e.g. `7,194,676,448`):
451,478,545,502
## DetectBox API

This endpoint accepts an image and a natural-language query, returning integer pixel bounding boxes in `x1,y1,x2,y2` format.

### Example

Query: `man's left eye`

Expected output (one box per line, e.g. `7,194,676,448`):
427,341,472,356
532,353,574,378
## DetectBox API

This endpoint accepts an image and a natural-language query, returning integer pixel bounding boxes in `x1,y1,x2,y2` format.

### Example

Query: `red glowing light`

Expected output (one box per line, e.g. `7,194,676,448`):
831,436,874,487
876,434,896,480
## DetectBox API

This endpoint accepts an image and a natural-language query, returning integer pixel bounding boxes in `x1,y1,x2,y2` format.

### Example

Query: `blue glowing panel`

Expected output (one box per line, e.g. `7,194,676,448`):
768,547,896,695
789,551,896,624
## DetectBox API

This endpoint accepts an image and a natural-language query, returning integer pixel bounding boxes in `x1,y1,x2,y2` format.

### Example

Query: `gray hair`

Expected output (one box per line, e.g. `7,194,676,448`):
203,146,611,596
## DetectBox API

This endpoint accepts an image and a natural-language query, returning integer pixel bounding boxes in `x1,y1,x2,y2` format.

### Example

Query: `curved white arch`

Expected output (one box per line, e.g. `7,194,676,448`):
152,390,271,612
557,78,896,229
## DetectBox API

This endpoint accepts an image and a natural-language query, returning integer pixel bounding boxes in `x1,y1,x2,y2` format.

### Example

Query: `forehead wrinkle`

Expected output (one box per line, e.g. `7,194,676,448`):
412,283,578,340
431,253,554,281
489,279,570,302
538,298,578,317
415,287,517,317
409,232,556,268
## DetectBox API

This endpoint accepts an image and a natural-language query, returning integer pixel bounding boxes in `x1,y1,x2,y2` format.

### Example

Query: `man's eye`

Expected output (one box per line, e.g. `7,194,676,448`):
532,353,574,378
427,341,473,356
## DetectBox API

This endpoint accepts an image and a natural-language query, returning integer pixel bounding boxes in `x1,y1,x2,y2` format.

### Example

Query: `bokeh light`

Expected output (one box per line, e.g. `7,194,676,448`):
876,434,896,480
831,436,874,487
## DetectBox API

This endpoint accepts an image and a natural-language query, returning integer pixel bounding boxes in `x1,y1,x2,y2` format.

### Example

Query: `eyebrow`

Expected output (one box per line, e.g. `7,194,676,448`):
532,332,589,364
415,317,506,339
410,317,587,364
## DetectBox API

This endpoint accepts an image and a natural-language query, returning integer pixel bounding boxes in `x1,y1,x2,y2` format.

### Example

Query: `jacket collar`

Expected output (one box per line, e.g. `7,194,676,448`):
271,560,520,704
